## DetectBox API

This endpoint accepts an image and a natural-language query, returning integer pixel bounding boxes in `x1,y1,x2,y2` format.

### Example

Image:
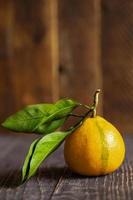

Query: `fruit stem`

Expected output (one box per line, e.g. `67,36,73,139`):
67,90,101,132
92,89,100,117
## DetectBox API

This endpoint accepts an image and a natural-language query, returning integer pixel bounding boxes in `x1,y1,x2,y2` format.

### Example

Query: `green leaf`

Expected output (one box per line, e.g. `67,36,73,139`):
2,99,79,134
22,130,72,182
22,108,91,182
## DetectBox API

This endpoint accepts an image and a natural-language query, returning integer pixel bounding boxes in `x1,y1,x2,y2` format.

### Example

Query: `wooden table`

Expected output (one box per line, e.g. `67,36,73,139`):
0,132,132,200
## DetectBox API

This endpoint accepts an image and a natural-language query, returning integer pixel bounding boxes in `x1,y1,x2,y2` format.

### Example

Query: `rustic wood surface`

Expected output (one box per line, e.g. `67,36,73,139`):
0,132,132,200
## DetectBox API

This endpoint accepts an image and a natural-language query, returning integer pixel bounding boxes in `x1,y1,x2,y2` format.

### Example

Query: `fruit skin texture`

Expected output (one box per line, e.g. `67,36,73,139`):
64,116,125,176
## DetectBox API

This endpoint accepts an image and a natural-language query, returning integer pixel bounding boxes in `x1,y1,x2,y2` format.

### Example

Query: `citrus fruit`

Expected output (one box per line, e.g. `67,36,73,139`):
64,116,125,176
64,91,125,176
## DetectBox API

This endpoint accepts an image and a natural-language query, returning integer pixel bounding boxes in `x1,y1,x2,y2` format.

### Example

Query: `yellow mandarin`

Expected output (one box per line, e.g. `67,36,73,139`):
64,116,125,176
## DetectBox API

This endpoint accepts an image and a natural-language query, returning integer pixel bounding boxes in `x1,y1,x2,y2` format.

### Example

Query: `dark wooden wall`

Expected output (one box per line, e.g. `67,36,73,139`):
102,0,133,132
0,0,59,119
0,0,133,132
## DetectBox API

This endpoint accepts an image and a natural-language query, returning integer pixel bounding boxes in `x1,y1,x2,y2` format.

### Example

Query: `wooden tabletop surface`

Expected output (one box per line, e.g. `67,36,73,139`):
0,132,132,200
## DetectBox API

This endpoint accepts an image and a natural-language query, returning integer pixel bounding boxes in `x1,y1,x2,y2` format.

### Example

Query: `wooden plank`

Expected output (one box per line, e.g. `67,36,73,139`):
0,0,59,128
0,133,65,200
50,161,133,200
59,0,103,114
102,0,133,132
0,133,131,199
50,133,133,200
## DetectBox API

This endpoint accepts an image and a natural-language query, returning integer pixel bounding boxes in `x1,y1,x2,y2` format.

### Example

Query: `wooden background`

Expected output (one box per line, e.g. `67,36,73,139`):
1,0,133,133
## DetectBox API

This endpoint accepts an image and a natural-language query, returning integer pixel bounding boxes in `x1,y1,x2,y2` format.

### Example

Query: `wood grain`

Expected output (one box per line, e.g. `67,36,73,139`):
0,133,65,200
0,0,59,127
102,0,133,132
1,0,133,133
59,0,103,114
50,161,133,200
0,133,132,199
